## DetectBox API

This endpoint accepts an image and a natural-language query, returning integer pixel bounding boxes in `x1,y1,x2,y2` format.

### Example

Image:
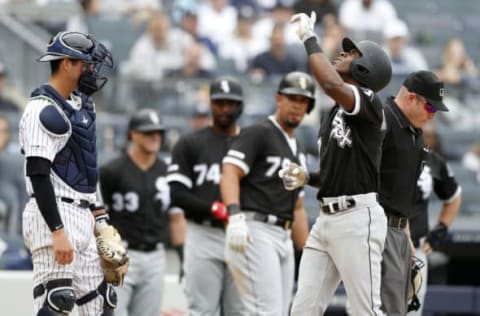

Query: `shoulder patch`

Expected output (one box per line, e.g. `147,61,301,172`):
39,105,69,135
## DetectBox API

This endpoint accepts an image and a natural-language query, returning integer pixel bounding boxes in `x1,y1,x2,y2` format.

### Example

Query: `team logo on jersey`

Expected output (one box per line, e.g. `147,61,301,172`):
81,114,89,125
220,80,230,93
330,110,352,148
417,165,432,200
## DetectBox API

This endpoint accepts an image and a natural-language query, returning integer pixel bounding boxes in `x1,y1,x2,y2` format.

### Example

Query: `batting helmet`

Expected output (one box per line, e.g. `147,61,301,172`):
37,31,114,95
277,71,316,113
210,76,244,120
128,109,165,133
407,256,425,312
342,37,392,92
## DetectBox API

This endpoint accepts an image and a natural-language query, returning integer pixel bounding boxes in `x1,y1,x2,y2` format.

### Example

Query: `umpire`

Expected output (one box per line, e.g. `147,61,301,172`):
379,70,449,315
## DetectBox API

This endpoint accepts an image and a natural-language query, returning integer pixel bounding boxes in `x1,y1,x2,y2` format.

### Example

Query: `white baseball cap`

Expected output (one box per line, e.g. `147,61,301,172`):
384,19,409,39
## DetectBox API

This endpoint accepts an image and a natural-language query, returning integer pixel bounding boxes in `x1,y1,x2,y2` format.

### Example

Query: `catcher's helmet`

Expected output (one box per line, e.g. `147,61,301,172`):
128,108,165,133
38,31,114,95
277,71,316,113
210,76,244,120
342,37,392,92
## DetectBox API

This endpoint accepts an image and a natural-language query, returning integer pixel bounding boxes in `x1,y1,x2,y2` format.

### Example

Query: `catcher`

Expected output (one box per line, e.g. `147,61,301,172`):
20,30,128,316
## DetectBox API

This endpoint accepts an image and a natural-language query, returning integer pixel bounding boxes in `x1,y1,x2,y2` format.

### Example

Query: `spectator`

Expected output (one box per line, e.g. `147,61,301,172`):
219,4,268,73
383,19,429,76
321,19,346,61
165,41,214,81
293,0,337,26
189,102,211,131
179,9,218,56
252,0,299,45
249,23,304,80
339,0,397,40
197,0,238,48
462,142,480,181
433,37,480,101
66,0,101,33
0,62,21,112
124,11,192,82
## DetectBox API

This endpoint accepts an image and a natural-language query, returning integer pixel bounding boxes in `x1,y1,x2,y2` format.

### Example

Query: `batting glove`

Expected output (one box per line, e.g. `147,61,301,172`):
211,201,229,222
278,162,309,191
226,213,251,253
290,11,317,42
426,222,449,249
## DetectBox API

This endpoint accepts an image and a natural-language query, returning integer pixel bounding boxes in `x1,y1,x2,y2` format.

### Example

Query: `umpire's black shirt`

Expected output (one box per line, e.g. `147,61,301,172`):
379,97,427,217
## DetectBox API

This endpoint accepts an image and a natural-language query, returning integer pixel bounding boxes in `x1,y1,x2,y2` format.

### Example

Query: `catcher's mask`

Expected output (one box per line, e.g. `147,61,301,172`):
38,31,114,95
408,256,425,312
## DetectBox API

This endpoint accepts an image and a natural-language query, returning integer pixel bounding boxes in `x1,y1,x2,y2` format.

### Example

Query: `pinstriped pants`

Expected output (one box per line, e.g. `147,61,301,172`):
23,198,105,316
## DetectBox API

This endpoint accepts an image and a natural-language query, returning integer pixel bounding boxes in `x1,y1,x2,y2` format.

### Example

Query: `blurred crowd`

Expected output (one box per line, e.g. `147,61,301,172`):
0,0,480,273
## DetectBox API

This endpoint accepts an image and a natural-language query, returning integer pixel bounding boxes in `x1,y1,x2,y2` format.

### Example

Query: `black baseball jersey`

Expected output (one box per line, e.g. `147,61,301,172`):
379,97,427,217
100,153,171,245
409,151,460,241
167,127,236,221
223,117,306,220
317,85,385,198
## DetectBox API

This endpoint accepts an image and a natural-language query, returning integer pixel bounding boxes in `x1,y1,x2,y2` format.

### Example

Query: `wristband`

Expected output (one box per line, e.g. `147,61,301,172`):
94,213,109,231
304,37,322,56
227,204,241,215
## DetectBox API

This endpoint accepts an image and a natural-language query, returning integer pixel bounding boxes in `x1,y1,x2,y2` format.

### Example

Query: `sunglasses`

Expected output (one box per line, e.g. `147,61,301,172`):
414,93,437,113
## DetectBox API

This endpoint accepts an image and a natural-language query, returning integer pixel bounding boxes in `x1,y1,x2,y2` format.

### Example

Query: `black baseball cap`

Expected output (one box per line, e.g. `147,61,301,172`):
210,77,243,102
403,71,449,112
128,109,165,132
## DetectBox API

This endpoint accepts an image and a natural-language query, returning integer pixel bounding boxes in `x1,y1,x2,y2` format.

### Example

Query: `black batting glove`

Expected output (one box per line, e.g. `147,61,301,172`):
426,222,448,249
175,245,185,283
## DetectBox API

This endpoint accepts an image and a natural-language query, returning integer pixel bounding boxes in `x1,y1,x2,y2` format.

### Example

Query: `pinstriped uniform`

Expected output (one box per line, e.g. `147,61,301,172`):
20,95,104,316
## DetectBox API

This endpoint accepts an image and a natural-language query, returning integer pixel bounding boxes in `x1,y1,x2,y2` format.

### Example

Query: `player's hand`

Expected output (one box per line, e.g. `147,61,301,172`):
290,11,317,42
278,162,309,191
211,201,229,222
52,228,74,265
425,222,448,250
225,213,251,253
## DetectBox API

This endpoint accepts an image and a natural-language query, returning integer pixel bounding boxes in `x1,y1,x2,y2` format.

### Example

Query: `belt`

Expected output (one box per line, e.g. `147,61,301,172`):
127,241,160,252
387,214,408,229
31,195,92,209
59,197,91,209
245,212,292,230
320,196,356,214
192,218,225,229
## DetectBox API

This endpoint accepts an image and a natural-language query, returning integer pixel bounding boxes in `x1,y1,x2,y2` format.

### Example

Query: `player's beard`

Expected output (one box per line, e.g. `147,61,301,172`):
285,119,301,129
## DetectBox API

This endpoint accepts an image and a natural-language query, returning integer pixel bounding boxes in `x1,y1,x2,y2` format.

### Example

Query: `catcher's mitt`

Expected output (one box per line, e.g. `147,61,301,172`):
96,225,129,285
100,257,129,286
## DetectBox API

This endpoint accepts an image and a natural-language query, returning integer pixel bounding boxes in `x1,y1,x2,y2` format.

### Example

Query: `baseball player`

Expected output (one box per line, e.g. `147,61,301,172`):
220,71,312,316
408,138,461,315
167,77,245,316
99,109,185,316
379,71,449,316
284,12,392,316
19,31,128,316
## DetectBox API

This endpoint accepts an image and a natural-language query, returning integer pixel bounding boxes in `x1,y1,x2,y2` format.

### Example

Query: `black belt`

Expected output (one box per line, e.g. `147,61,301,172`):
320,198,356,214
248,212,292,230
387,214,408,229
127,241,160,252
31,195,91,209
60,197,91,209
192,218,225,229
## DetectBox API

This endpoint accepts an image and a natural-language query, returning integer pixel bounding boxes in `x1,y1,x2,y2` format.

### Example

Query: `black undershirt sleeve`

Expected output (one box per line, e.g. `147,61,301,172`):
307,170,322,187
170,182,212,220
26,157,63,232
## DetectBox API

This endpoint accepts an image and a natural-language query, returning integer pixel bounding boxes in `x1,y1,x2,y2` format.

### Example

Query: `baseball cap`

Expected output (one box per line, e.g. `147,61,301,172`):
210,77,243,102
128,109,165,132
403,71,449,112
384,19,409,39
